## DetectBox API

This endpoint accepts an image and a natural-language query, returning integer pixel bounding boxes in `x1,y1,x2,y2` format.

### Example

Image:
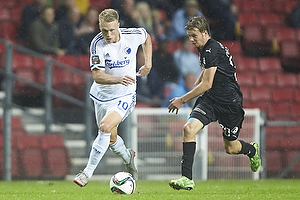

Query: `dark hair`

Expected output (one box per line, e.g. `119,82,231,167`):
185,16,210,34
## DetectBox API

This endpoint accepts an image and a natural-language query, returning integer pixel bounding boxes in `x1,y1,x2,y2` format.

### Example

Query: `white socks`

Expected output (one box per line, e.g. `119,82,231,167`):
110,135,130,164
84,131,111,178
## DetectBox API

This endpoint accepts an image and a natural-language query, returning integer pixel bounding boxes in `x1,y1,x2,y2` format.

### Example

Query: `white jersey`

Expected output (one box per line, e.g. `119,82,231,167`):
89,28,147,102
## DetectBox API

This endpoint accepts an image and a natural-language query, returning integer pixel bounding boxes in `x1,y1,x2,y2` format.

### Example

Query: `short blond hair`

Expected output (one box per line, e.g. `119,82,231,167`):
99,8,119,23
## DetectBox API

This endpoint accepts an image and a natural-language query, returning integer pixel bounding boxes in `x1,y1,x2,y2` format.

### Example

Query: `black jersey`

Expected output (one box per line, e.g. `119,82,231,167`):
198,38,243,105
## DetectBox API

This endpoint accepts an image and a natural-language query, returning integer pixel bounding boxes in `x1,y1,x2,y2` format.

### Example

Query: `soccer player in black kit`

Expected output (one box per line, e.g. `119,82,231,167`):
168,16,261,190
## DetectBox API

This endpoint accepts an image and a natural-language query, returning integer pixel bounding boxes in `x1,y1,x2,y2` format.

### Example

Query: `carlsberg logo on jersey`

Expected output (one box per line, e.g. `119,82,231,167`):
105,59,130,69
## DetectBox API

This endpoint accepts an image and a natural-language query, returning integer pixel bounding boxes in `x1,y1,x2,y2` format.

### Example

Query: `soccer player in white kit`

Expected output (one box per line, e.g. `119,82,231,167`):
74,8,152,187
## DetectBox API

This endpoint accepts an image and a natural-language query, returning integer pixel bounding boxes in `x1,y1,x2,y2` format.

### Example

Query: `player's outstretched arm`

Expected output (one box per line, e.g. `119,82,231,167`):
137,33,152,77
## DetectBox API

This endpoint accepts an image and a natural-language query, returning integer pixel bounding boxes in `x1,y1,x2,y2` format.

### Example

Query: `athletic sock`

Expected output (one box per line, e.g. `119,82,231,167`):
84,131,111,178
181,142,196,180
238,140,256,158
109,135,130,164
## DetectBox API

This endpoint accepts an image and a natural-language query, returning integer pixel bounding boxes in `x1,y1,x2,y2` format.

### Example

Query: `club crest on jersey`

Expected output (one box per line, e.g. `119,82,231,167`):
125,47,131,55
92,55,100,64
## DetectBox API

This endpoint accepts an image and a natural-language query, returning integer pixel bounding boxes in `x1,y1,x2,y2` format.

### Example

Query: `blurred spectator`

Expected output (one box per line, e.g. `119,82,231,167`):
74,6,99,54
290,0,300,28
173,36,202,79
134,1,154,35
152,8,168,40
75,0,90,15
58,6,81,54
136,0,176,21
27,6,66,55
117,0,139,28
201,0,238,40
55,0,76,22
147,38,180,102
162,73,196,108
169,0,205,40
18,0,47,43
136,47,151,101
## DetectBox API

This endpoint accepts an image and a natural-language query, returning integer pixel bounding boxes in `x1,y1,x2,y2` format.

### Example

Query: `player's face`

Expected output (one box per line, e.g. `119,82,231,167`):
186,28,209,49
99,20,120,43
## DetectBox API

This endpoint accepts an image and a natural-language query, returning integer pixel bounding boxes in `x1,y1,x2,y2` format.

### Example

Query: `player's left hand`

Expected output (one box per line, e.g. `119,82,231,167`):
168,97,184,114
136,65,151,77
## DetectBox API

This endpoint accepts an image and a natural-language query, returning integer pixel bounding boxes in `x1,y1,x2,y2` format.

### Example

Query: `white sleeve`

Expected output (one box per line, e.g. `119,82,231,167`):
90,53,105,71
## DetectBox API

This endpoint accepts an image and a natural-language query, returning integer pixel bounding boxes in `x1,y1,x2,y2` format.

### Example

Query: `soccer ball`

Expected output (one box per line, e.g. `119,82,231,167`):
110,172,136,194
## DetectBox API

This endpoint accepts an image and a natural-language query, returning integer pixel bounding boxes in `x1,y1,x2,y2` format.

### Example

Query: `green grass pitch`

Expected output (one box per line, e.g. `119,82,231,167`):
0,179,299,200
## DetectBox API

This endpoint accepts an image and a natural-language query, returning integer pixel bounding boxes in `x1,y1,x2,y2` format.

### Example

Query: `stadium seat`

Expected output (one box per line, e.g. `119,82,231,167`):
221,41,242,56
290,104,300,121
0,0,16,8
0,22,18,43
40,134,70,178
276,73,298,87
272,88,293,102
284,0,298,15
241,25,269,56
258,57,282,72
267,103,290,120
265,150,282,171
284,150,300,174
54,55,79,69
236,72,254,87
250,87,271,102
13,67,38,96
269,0,285,14
0,136,20,178
238,13,259,28
12,53,33,70
281,135,300,150
243,102,267,113
10,7,22,24
242,0,262,13
258,13,283,27
16,134,43,178
276,27,297,44
286,126,300,135
254,72,276,87
240,87,251,102
295,88,300,102
0,8,11,22
236,56,258,72
78,55,90,71
279,40,300,72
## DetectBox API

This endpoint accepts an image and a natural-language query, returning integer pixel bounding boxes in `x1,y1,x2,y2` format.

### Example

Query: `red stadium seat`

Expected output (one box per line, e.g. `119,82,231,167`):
279,40,300,71
267,103,290,120
266,150,282,171
258,13,283,27
12,53,33,70
276,27,296,44
90,0,111,11
1,22,18,42
254,72,276,87
295,88,300,102
238,13,259,28
236,72,254,87
290,104,300,121
221,41,242,56
55,55,79,68
242,0,262,13
16,134,43,178
250,87,271,102
13,67,39,96
276,73,298,87
236,56,258,72
272,88,293,102
258,57,282,72
78,55,90,71
40,134,70,178
0,8,11,22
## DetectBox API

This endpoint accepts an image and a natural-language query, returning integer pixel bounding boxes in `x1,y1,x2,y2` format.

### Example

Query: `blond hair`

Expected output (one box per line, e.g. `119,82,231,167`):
99,8,119,23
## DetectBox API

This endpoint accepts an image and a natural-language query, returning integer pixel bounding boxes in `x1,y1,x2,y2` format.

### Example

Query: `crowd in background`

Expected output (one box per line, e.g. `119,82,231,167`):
15,0,300,107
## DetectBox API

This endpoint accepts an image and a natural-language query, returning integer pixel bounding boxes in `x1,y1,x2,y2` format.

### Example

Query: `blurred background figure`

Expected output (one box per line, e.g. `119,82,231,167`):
147,38,180,104
117,0,138,27
162,73,196,108
289,0,300,28
18,0,47,44
55,0,76,22
27,6,66,56
134,1,154,35
201,0,238,41
173,36,202,80
58,6,81,54
169,0,205,40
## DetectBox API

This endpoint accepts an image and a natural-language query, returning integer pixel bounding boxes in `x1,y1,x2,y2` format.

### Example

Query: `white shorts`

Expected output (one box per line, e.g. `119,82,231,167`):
92,94,136,126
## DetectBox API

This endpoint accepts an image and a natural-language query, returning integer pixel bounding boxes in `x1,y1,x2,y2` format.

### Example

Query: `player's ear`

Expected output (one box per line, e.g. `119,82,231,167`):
117,22,120,28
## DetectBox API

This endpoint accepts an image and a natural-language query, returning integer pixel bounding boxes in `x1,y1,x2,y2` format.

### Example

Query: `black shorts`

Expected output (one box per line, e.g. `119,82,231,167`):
190,96,245,141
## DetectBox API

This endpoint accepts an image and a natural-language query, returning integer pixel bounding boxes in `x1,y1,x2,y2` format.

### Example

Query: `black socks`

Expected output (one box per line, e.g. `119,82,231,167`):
239,140,256,158
181,142,196,180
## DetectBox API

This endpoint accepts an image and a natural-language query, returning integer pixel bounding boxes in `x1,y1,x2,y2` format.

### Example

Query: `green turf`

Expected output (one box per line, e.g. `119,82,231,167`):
0,179,299,200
